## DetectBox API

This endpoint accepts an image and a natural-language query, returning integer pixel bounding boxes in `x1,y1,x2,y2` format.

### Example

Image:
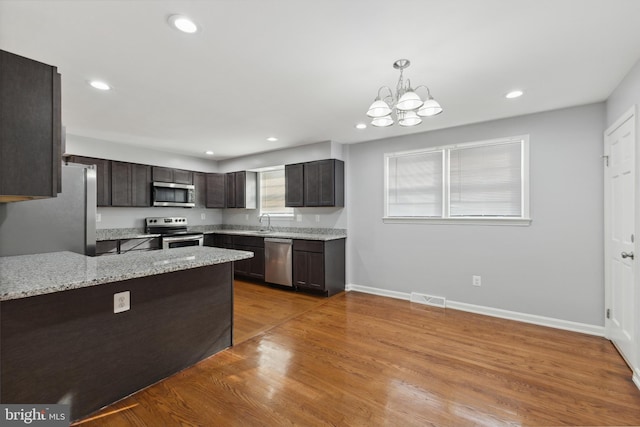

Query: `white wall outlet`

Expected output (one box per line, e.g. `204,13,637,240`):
96,213,101,223
114,291,130,314
245,214,249,221
201,213,206,220
296,214,302,222
472,275,482,287
315,214,320,222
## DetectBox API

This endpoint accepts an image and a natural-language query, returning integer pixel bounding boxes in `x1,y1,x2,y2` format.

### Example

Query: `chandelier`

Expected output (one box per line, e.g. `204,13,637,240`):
366,59,443,127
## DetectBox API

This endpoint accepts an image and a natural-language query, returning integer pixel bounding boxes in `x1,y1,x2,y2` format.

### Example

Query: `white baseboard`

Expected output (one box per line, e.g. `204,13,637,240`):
345,283,605,337
634,370,640,391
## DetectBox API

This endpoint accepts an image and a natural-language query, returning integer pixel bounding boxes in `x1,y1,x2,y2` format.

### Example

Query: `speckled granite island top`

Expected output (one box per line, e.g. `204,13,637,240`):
0,246,253,301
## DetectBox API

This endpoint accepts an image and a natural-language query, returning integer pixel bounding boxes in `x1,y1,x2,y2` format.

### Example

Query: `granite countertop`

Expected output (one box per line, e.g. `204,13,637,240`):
97,226,347,242
0,246,253,301
207,229,347,241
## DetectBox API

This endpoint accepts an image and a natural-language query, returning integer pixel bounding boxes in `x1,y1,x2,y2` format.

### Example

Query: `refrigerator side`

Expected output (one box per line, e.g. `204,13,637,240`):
0,164,97,257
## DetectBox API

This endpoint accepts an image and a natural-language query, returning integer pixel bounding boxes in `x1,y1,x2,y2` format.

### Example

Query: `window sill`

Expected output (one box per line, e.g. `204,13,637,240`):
382,217,532,226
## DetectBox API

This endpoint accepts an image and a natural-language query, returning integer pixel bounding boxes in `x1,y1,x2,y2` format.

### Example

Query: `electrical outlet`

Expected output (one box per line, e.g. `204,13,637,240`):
245,214,249,221
296,214,302,222
114,291,130,313
472,275,482,287
96,213,101,222
315,215,320,222
201,213,206,220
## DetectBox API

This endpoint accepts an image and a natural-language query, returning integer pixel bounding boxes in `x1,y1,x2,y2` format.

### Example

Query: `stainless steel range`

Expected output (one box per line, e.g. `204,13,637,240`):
145,217,204,249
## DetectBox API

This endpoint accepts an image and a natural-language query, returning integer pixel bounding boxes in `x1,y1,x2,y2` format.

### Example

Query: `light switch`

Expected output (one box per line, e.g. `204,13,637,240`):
114,291,130,313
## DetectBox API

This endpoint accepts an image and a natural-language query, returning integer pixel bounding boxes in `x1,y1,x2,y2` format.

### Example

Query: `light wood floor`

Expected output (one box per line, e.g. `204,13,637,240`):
75,280,640,426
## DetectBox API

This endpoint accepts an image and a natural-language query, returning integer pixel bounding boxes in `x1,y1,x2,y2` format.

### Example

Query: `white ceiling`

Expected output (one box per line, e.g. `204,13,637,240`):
2,0,640,160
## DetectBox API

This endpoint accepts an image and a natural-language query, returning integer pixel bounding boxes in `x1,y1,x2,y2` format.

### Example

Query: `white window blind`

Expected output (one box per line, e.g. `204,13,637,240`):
387,151,443,217
449,142,522,217
384,135,529,224
259,168,294,216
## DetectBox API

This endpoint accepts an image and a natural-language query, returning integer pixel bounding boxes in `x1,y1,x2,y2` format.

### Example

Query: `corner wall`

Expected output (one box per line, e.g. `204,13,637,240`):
346,103,605,327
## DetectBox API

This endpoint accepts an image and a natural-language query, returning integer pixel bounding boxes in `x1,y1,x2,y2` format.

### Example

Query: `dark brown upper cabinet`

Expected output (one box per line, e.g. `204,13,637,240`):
285,159,344,207
225,171,256,209
66,156,111,207
152,166,193,184
0,50,61,202
285,163,304,207
111,161,151,207
205,173,226,208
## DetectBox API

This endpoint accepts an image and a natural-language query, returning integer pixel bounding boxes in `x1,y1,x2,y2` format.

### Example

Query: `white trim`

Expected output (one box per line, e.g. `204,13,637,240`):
633,370,640,391
445,300,604,337
346,283,604,337
382,217,532,226
605,105,636,137
345,283,410,301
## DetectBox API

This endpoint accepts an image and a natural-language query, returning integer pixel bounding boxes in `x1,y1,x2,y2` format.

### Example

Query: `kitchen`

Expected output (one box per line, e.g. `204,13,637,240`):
2,1,640,425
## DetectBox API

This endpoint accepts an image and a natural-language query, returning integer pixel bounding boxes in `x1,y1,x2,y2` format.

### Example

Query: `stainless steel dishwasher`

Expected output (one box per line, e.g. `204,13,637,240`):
264,238,293,287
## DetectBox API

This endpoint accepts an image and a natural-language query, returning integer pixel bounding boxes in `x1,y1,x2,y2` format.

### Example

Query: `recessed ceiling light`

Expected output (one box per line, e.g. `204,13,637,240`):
355,123,367,130
168,14,198,33
266,137,278,142
205,150,214,155
89,80,111,91
505,90,524,99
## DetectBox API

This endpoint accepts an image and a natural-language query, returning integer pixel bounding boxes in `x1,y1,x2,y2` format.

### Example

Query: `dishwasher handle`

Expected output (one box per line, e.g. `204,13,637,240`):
264,238,293,244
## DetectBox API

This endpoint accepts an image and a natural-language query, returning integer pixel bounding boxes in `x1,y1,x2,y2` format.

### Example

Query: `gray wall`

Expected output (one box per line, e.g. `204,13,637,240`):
96,207,222,229
606,58,640,127
66,134,219,172
346,103,605,326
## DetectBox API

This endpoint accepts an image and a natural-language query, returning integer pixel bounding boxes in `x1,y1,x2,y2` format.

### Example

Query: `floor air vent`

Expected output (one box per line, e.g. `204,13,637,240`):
410,292,446,308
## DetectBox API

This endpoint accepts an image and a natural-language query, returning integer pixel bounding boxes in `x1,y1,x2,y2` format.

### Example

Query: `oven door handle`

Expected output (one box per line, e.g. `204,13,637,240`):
162,235,203,243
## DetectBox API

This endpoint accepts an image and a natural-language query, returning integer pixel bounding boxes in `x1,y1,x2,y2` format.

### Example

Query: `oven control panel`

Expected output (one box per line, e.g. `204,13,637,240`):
145,217,188,227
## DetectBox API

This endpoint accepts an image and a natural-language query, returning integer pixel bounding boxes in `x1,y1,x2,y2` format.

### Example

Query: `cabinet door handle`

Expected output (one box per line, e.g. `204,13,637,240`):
621,251,635,260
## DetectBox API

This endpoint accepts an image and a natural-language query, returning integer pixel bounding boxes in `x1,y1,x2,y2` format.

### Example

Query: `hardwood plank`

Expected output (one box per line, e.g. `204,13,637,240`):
74,285,640,426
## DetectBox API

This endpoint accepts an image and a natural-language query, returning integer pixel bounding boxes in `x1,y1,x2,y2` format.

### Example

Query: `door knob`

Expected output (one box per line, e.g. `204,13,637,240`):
621,251,635,260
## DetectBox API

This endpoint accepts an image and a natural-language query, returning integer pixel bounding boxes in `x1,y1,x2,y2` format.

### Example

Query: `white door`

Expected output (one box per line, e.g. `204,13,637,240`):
604,107,636,369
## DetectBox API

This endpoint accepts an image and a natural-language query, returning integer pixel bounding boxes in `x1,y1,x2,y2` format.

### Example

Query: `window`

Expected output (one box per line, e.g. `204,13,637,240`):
259,167,294,217
384,135,530,225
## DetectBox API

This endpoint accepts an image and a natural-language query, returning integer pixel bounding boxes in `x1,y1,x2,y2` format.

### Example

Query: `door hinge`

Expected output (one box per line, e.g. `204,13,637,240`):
606,308,611,319
602,155,609,167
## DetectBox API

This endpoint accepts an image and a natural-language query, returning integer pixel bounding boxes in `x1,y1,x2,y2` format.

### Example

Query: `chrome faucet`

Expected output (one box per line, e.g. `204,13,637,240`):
259,213,272,231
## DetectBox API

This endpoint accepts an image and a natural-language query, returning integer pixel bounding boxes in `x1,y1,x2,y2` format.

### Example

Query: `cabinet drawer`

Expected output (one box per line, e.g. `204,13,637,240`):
293,239,324,253
233,235,264,248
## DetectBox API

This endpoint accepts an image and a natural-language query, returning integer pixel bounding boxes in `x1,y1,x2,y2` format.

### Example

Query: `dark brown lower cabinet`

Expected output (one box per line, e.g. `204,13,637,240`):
293,238,345,296
208,234,264,280
0,263,233,421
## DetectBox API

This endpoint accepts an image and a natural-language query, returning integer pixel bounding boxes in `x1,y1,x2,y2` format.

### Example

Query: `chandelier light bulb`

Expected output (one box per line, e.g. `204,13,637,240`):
396,90,423,111
371,115,394,127
398,111,422,127
417,98,443,117
367,99,392,118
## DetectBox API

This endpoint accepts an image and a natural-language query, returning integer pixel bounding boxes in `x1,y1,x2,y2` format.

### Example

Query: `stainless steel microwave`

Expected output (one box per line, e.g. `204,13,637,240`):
152,182,195,207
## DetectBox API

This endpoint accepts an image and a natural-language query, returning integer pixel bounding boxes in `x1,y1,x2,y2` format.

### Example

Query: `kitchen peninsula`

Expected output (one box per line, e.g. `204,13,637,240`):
0,246,253,421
